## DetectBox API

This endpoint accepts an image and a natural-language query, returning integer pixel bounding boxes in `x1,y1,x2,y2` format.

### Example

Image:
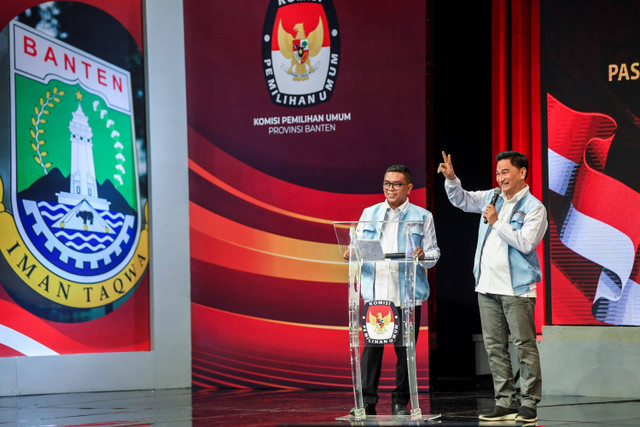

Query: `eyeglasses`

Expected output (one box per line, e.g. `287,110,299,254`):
382,181,406,190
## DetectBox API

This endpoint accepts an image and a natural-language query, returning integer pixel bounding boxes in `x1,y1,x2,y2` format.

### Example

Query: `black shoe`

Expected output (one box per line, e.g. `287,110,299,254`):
349,403,376,416
478,405,518,421
515,406,537,422
391,402,410,416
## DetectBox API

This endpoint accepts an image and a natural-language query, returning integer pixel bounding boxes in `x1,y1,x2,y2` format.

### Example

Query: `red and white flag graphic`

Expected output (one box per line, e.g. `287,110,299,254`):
548,94,640,325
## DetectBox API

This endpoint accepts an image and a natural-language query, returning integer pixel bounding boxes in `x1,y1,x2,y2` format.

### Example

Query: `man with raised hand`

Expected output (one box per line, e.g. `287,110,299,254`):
438,151,547,424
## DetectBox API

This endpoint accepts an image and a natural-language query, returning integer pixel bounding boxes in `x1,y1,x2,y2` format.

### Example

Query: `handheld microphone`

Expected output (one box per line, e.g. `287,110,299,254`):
483,187,502,224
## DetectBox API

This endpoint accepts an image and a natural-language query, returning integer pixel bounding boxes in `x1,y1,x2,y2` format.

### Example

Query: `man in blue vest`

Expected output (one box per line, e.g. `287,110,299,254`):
438,151,547,424
346,164,440,416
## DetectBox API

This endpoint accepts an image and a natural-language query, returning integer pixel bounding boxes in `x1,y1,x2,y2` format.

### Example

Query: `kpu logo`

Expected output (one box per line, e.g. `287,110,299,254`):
362,300,399,345
262,0,341,107
0,21,148,322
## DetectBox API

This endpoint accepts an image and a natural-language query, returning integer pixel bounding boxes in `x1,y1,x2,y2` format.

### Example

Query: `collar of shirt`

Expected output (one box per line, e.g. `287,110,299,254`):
496,185,528,223
384,197,410,216
500,184,530,204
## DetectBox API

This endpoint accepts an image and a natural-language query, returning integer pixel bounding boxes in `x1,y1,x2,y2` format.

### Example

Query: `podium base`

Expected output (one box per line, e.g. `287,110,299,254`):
335,413,442,423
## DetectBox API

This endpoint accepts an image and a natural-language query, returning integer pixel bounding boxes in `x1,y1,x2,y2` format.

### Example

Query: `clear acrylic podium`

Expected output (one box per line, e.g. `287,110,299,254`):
333,221,440,422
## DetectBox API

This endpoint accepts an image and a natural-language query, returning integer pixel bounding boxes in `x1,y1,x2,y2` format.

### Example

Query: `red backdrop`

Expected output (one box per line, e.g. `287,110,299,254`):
491,0,546,332
185,0,431,389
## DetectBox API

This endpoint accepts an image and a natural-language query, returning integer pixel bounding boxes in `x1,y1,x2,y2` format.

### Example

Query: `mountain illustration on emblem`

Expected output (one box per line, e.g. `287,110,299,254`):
16,101,137,275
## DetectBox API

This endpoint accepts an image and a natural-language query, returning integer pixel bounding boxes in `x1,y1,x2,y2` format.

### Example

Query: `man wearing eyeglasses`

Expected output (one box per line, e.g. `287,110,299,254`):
346,164,440,416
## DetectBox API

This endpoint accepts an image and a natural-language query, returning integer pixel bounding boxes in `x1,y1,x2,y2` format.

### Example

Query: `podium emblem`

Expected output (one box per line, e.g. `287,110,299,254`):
362,300,399,345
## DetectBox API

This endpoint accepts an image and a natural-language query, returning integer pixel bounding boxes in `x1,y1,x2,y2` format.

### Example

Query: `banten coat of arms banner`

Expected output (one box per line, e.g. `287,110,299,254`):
0,20,148,325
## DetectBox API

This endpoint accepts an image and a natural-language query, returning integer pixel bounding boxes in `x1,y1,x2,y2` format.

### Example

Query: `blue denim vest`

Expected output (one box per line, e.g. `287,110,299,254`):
359,202,431,303
473,192,543,295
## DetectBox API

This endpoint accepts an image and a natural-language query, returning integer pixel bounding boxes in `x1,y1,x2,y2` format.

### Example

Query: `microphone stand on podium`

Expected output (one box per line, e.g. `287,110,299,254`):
333,221,441,422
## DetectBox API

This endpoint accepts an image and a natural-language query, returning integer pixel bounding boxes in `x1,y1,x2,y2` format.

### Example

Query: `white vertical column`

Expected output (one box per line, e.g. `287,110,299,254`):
144,0,192,388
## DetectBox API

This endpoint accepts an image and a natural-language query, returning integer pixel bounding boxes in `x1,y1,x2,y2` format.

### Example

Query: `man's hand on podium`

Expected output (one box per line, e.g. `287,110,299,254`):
412,246,425,260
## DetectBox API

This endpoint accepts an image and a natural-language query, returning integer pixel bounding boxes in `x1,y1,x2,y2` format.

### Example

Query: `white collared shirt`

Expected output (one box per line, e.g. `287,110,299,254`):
444,178,547,297
373,199,409,305
357,198,440,305
476,185,542,297
358,199,408,306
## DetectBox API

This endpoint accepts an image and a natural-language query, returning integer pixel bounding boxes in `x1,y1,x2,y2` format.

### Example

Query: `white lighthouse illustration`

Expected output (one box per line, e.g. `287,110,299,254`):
55,103,113,233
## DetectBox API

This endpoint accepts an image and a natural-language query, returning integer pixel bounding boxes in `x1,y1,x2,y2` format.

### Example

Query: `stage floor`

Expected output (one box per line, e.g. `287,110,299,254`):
1,388,639,426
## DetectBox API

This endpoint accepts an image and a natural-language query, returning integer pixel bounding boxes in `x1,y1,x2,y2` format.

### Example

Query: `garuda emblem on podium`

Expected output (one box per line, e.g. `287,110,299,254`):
362,300,400,345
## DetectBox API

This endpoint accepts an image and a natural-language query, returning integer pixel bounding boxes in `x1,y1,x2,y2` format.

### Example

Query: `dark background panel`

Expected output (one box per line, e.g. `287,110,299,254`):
429,0,493,390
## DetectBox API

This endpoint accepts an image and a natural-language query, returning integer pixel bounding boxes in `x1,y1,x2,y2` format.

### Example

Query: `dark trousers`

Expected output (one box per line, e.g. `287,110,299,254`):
361,306,422,406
